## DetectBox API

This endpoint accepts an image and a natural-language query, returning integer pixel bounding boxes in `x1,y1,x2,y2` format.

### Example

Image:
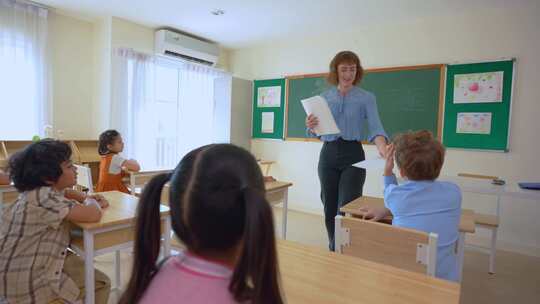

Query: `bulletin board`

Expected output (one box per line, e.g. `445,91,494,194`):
443,60,514,151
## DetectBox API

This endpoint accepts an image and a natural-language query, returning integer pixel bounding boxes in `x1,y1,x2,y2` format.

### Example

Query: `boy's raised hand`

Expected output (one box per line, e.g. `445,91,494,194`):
383,144,395,176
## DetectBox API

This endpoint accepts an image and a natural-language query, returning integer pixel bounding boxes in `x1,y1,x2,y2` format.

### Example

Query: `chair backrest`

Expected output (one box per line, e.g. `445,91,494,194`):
335,215,438,276
257,160,275,176
74,164,93,193
128,169,172,195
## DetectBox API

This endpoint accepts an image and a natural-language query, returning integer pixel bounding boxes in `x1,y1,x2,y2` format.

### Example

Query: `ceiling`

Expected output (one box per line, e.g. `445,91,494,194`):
35,0,529,49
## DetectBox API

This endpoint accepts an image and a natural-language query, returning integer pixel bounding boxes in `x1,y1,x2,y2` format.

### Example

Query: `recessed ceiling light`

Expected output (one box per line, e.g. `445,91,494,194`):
211,9,225,16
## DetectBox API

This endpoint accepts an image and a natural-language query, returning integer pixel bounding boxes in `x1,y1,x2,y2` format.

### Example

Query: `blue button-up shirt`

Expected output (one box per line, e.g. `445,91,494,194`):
384,174,462,281
308,86,387,142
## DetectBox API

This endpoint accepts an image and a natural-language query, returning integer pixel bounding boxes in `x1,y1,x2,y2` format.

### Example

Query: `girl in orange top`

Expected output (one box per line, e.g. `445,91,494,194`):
96,130,140,193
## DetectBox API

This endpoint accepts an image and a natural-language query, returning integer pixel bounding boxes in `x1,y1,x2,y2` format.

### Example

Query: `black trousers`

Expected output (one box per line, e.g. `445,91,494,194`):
318,138,366,251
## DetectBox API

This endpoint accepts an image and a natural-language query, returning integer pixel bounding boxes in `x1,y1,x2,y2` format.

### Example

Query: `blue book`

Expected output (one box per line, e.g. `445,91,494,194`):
518,183,540,190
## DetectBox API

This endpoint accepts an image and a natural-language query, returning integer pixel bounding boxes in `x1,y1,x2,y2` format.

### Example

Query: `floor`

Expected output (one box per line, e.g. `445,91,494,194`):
96,207,540,304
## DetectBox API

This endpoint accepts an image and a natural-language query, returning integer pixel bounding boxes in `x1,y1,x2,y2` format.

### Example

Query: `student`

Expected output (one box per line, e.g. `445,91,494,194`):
96,129,140,193
361,130,462,281
0,169,9,185
120,144,283,304
0,139,111,303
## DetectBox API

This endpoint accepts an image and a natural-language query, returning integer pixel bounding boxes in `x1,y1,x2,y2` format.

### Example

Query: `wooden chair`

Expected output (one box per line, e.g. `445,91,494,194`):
458,172,500,274
126,169,172,196
257,160,275,176
74,164,94,193
335,215,438,276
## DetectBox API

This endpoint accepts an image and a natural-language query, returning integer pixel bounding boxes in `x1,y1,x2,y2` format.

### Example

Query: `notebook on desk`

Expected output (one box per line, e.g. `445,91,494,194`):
518,183,540,190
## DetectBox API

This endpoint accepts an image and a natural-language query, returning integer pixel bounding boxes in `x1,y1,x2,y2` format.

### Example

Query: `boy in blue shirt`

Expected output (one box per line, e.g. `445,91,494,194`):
361,130,461,281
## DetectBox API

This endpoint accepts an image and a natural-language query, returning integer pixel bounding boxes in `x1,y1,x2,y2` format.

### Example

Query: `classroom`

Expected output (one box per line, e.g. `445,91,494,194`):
0,0,539,303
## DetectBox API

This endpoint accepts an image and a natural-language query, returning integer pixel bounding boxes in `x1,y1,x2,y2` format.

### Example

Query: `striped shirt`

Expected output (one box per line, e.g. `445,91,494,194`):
0,187,79,303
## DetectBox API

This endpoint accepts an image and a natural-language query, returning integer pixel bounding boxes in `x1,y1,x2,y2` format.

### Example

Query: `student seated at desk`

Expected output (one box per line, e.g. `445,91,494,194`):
361,131,461,281
96,129,140,193
0,140,111,304
120,144,283,304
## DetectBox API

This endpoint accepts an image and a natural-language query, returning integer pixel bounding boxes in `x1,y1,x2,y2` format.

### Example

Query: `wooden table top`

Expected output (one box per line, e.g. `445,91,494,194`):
0,184,16,190
278,240,460,304
341,196,476,233
70,191,169,230
265,181,293,191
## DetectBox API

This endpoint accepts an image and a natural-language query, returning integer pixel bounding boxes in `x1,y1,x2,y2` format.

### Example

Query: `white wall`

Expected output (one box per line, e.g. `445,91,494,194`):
230,77,253,151
230,3,540,256
48,12,95,139
92,16,112,138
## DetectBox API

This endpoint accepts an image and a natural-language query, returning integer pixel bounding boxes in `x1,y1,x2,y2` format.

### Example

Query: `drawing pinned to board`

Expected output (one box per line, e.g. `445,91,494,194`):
261,112,275,133
453,71,503,103
456,112,492,135
257,86,281,107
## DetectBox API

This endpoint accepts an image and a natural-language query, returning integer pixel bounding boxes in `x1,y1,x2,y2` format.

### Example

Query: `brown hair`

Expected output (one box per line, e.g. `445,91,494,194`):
393,130,445,181
120,144,283,304
98,129,120,155
327,50,364,86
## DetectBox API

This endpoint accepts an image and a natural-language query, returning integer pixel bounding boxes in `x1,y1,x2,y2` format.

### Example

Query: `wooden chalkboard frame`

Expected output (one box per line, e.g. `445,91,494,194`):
284,64,446,143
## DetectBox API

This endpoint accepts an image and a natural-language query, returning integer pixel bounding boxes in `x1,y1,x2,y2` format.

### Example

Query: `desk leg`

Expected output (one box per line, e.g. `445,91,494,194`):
163,216,171,256
114,251,121,290
457,231,466,282
84,230,95,304
282,189,288,240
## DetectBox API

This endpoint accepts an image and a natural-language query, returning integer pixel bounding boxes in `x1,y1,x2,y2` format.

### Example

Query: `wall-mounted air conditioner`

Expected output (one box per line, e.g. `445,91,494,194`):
155,29,219,66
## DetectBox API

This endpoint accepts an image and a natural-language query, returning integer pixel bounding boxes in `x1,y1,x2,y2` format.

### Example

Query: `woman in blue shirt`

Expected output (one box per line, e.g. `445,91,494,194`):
306,51,388,251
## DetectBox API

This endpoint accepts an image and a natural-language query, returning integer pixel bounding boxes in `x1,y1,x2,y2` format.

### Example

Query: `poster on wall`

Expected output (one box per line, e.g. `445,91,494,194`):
456,112,492,135
257,86,282,107
453,71,504,103
261,112,275,133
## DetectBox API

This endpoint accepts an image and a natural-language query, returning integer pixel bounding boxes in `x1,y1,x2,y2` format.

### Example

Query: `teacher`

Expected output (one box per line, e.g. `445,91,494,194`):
306,51,388,251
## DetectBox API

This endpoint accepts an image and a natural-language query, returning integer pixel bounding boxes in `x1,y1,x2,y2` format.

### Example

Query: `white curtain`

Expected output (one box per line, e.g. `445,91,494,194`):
0,0,50,139
176,62,227,158
111,48,230,169
110,48,156,164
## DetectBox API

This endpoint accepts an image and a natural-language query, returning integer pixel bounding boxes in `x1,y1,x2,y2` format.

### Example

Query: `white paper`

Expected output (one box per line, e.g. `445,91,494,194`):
352,158,386,170
261,112,274,133
453,71,504,103
301,96,340,136
456,112,492,135
257,86,281,107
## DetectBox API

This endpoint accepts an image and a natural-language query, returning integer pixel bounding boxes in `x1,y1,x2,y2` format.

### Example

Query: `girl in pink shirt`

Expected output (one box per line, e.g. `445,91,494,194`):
120,144,283,304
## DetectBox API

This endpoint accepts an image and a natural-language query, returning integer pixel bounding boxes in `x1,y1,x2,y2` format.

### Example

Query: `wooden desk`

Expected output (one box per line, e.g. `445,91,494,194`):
70,191,171,304
278,240,460,304
266,181,293,239
161,180,293,239
340,196,475,282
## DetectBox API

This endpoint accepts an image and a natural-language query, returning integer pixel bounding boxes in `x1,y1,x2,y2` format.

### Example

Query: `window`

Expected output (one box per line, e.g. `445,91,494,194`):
123,56,224,169
0,44,40,139
0,2,49,139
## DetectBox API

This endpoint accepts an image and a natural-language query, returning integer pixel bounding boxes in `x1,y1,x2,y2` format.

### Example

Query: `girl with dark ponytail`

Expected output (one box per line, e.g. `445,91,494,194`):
120,144,283,304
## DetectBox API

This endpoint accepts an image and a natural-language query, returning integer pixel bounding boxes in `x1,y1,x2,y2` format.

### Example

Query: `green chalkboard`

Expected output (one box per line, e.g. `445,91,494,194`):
252,79,285,139
285,65,444,141
443,60,514,151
